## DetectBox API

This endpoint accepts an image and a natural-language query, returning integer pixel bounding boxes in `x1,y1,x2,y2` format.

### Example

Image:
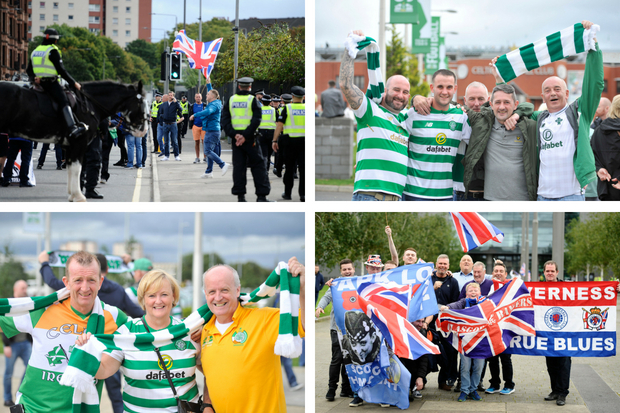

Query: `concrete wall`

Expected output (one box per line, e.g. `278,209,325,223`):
315,117,355,179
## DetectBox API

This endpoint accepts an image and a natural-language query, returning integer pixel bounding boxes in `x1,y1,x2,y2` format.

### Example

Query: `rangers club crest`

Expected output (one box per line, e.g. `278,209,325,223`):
582,307,609,331
544,307,569,330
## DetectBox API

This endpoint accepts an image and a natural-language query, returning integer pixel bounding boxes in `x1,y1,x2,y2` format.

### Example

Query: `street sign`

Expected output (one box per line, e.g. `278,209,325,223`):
411,0,432,54
424,17,441,75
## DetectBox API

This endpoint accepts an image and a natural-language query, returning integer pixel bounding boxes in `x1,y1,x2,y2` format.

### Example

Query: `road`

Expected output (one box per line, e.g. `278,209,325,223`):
315,304,620,413
1,138,302,202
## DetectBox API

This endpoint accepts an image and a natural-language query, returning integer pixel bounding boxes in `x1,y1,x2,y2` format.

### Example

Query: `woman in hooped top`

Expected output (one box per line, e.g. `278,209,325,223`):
76,270,202,412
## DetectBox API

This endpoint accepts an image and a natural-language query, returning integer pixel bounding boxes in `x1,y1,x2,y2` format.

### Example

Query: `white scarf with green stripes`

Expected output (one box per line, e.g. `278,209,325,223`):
494,22,599,83
344,33,384,104
57,262,300,412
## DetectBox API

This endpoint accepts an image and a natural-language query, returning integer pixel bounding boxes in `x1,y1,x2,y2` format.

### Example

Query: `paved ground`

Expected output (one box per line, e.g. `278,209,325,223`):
0,356,305,412
315,303,620,413
1,138,303,202
316,185,354,201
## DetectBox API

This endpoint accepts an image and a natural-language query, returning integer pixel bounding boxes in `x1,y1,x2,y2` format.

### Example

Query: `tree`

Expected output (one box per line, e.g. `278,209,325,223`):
0,245,29,299
180,252,226,282
125,39,159,69
315,213,462,272
29,24,152,84
385,25,430,99
566,213,620,278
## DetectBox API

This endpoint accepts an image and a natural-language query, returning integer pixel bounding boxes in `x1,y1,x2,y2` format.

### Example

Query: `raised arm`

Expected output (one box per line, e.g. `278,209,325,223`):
339,30,366,110
385,226,399,265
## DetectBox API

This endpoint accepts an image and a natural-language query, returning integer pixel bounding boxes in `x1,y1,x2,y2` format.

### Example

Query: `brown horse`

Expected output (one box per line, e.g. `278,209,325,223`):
0,80,148,201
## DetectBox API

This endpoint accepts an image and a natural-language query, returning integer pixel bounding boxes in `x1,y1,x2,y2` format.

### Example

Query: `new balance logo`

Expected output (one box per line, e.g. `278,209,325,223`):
425,122,433,127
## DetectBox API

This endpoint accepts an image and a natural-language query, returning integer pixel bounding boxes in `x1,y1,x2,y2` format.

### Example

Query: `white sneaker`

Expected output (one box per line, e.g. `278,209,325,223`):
201,172,213,179
193,158,200,164
203,158,208,163
175,156,182,161
221,162,230,176
162,156,169,161
290,383,304,391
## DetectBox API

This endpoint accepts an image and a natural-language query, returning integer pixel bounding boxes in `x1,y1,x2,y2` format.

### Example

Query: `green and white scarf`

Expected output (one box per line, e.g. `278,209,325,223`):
59,262,301,412
344,33,384,103
0,288,109,413
494,22,599,83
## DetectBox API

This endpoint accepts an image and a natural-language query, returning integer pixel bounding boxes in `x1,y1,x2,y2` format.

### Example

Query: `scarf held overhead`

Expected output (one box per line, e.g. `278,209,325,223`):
494,22,600,83
344,33,384,103
59,261,300,412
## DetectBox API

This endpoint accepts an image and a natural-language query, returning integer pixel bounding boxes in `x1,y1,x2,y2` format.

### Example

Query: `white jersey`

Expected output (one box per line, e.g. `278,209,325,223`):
125,286,139,306
538,106,581,198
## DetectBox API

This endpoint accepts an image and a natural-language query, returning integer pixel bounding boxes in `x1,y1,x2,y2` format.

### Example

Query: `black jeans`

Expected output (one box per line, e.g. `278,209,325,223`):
283,136,305,197
328,330,352,392
2,139,33,184
546,356,571,396
81,134,102,191
438,335,458,385
151,120,159,152
231,137,270,196
488,353,514,389
38,143,63,167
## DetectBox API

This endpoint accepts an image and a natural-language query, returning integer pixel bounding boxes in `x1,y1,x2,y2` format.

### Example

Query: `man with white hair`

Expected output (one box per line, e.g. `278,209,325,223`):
532,20,603,201
341,30,411,201
200,258,305,413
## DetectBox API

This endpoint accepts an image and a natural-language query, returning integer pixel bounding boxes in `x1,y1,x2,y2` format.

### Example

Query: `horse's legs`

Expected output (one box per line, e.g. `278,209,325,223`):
67,161,86,202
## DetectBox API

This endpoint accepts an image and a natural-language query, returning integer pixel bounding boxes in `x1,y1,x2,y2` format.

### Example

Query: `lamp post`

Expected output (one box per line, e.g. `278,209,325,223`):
151,12,178,33
143,27,167,42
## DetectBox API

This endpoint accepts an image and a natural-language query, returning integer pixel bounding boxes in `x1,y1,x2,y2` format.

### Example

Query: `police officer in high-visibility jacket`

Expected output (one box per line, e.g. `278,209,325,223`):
221,77,271,202
273,86,305,202
258,95,276,174
180,95,189,138
150,93,163,153
26,28,85,139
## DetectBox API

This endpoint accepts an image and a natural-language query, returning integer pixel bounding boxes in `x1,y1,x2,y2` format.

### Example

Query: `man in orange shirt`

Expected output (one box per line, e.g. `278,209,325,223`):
200,257,305,413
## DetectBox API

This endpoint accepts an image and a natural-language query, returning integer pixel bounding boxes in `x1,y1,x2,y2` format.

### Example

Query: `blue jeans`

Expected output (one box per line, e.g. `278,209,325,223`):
4,340,32,402
160,122,179,157
157,123,165,152
351,192,402,201
460,353,484,395
404,193,452,201
105,371,124,413
125,134,142,167
537,194,585,201
281,356,298,387
204,131,224,173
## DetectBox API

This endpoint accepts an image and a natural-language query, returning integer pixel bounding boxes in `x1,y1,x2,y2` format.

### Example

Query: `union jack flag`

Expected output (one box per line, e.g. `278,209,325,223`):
357,279,440,360
437,278,535,358
451,212,504,252
172,30,223,78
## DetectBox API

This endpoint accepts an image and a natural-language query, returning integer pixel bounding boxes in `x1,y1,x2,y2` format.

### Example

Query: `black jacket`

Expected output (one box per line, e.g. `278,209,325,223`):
157,101,183,123
591,117,620,200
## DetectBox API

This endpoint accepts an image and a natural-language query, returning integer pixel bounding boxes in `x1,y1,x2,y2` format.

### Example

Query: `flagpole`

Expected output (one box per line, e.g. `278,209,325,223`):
197,0,202,90
234,0,239,90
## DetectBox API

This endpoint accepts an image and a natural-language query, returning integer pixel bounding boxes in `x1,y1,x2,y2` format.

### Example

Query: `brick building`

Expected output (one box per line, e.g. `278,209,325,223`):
316,47,620,111
0,0,28,80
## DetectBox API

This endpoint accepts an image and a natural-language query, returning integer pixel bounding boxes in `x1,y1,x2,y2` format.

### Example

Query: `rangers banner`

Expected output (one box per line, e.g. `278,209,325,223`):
47,251,131,274
506,281,617,357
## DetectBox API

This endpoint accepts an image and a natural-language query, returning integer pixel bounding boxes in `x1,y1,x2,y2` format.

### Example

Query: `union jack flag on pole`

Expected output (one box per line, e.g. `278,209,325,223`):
437,278,535,358
451,212,504,252
357,279,440,360
172,30,223,78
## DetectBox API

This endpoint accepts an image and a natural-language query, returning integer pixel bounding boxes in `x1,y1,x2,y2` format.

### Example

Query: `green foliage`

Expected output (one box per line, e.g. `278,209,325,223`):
0,245,29,299
209,23,305,87
565,213,620,278
385,25,430,100
30,24,152,84
315,213,462,272
231,261,272,290
125,39,159,69
180,252,226,282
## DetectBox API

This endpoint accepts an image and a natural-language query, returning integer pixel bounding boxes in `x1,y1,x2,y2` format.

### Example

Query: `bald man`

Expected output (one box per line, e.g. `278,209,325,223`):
341,30,411,201
591,97,611,130
531,20,603,201
2,280,32,406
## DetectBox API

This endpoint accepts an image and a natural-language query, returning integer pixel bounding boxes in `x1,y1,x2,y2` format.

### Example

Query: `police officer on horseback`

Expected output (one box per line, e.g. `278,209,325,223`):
26,28,85,139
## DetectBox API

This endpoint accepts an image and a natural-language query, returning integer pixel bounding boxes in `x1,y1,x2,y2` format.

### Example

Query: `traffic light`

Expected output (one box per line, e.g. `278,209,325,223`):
170,53,182,81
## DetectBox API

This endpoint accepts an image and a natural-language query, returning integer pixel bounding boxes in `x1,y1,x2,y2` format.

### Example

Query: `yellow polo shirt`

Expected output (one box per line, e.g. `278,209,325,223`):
200,304,304,413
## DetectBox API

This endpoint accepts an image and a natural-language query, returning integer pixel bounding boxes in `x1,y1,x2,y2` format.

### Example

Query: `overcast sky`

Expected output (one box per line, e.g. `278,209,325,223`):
150,0,305,42
0,213,304,269
315,0,619,51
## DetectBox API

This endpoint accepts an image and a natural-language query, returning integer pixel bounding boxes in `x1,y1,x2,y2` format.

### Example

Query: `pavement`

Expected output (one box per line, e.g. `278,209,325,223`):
0,137,303,202
0,355,305,413
316,184,353,201
314,304,620,413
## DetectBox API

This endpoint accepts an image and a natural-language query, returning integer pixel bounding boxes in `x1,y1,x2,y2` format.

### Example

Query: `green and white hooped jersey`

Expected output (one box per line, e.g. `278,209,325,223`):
353,96,410,197
403,105,471,199
125,285,139,306
108,317,200,413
